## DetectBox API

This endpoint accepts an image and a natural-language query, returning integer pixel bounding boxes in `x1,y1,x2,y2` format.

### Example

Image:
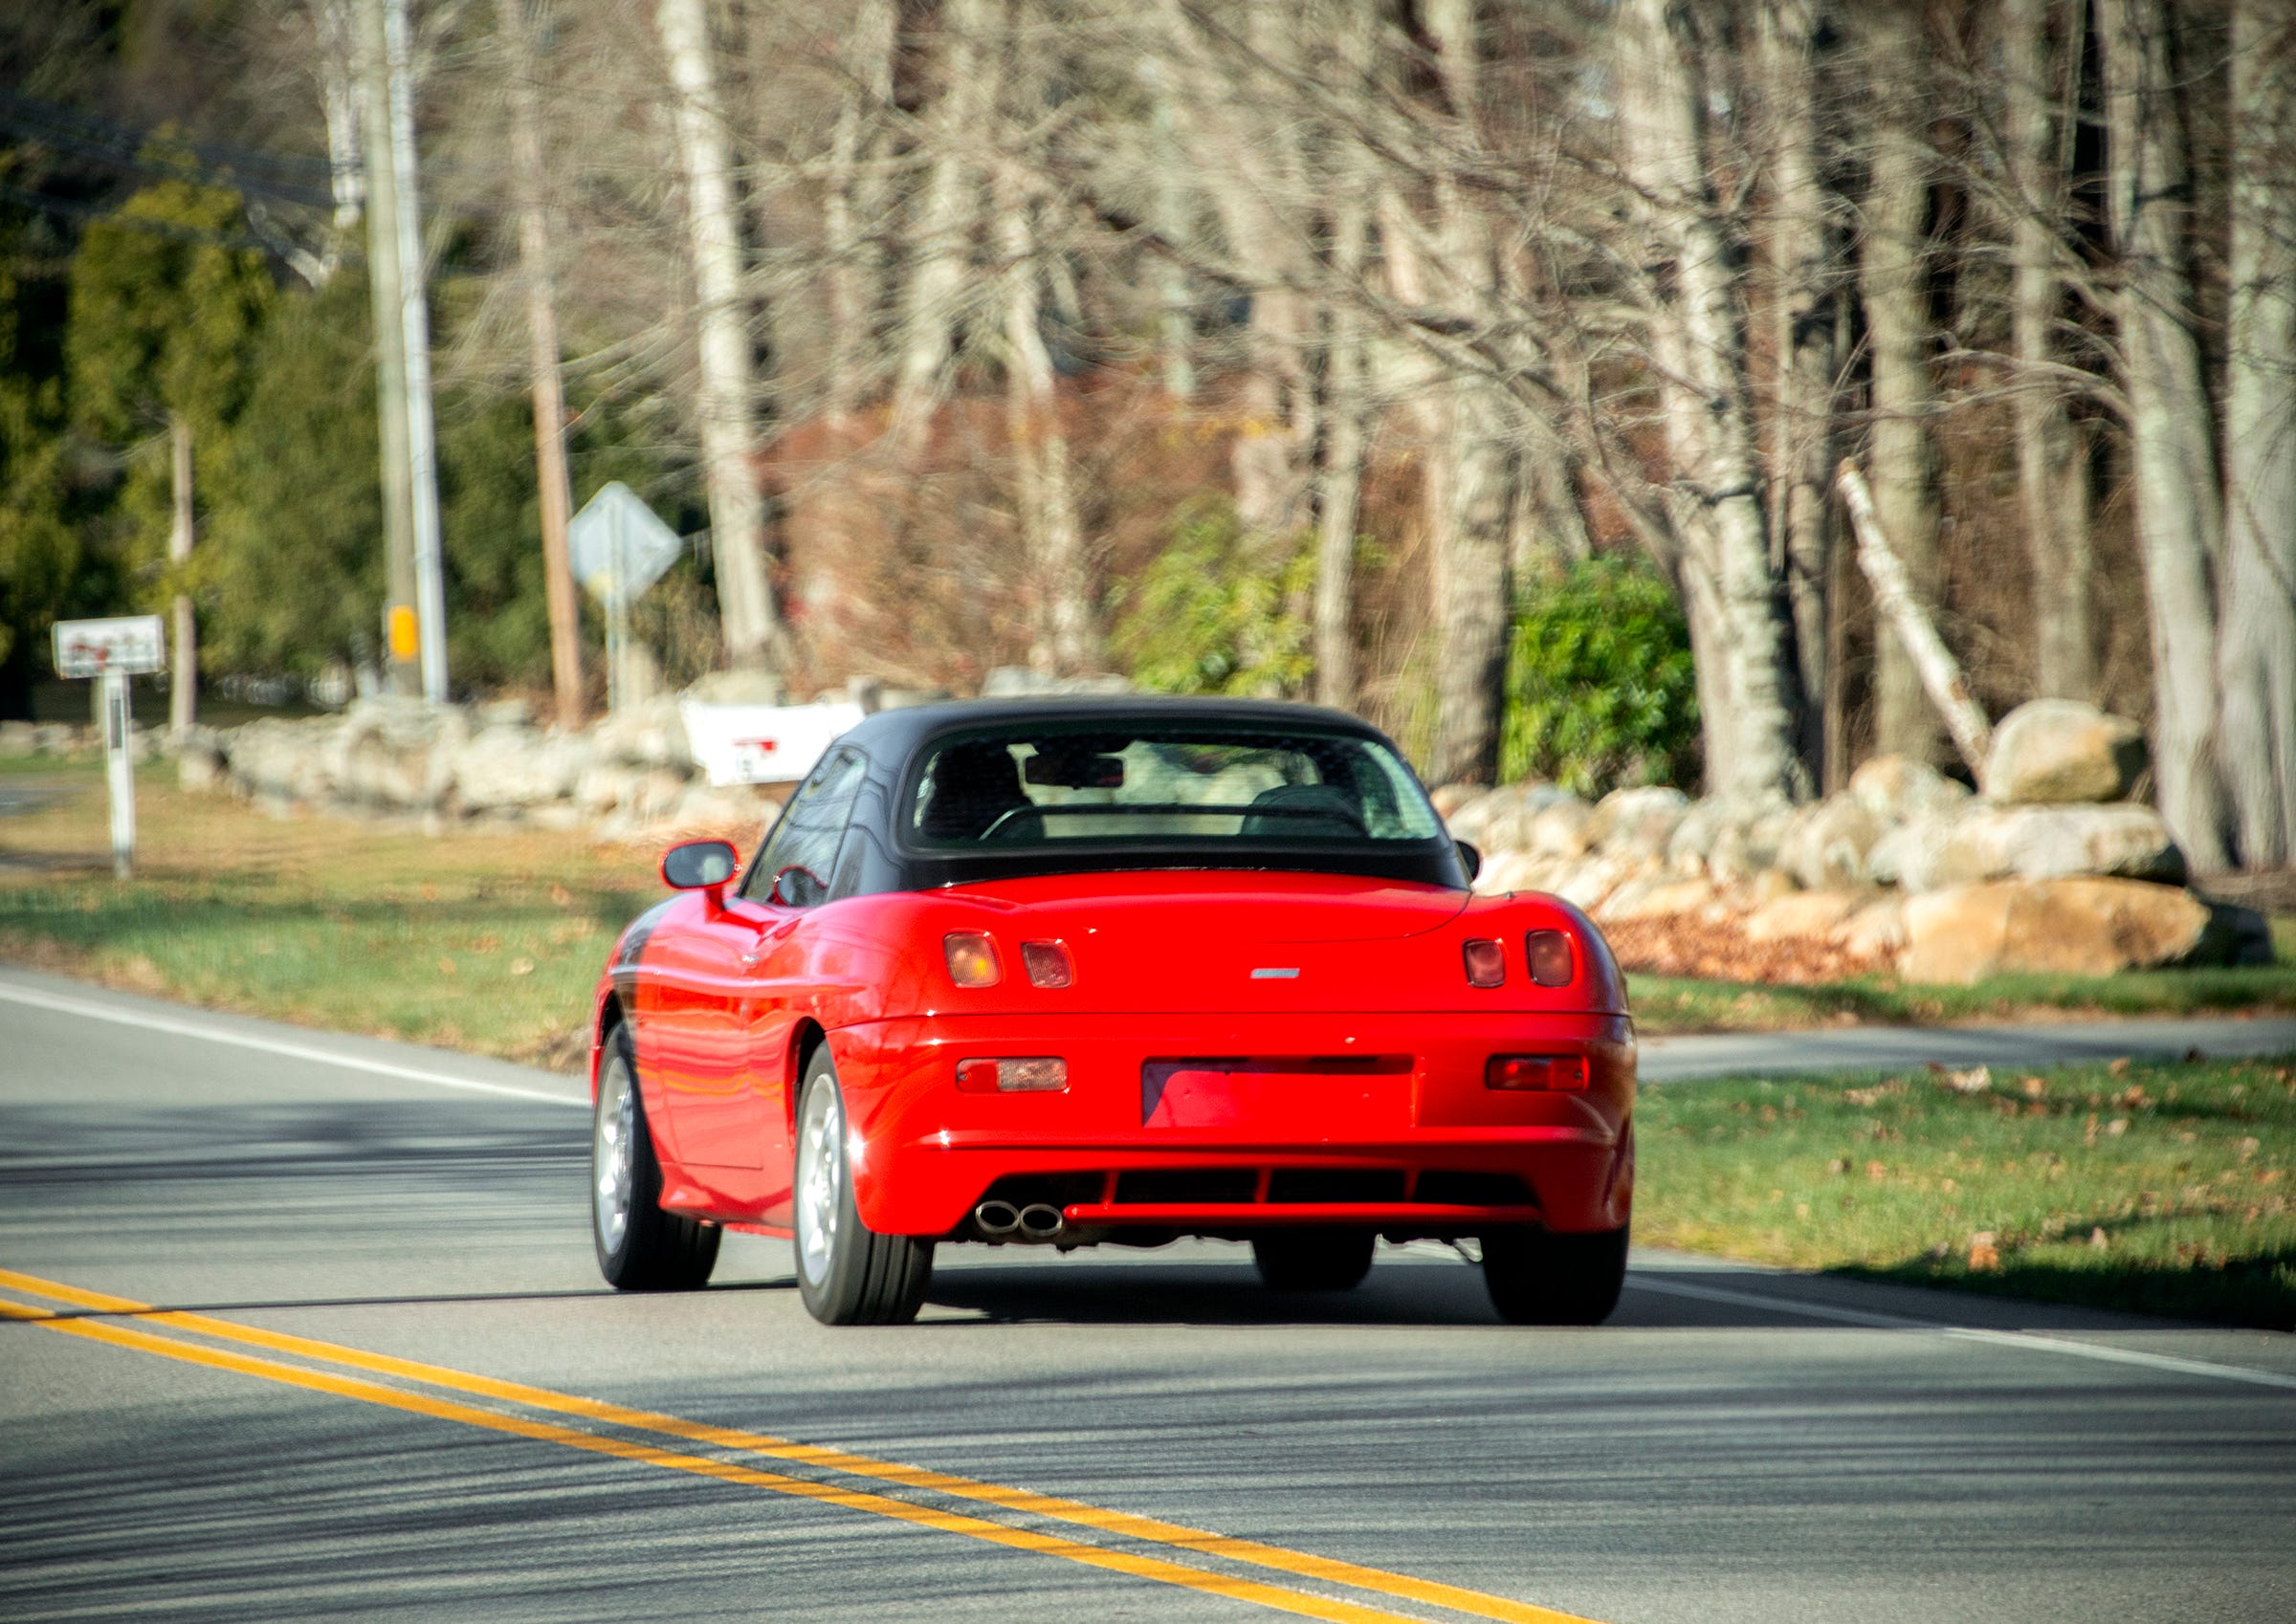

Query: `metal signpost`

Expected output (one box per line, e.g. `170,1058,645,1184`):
53,616,166,880
568,483,683,712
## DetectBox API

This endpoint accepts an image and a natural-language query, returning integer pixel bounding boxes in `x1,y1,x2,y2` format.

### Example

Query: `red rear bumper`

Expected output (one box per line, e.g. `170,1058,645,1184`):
830,1011,1635,1239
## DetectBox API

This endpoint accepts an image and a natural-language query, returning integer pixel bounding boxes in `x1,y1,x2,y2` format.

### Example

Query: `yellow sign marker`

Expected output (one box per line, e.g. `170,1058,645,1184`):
387,604,420,661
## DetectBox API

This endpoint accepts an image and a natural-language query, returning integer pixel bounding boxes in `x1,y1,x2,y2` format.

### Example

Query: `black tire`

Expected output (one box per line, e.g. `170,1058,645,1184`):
1480,1224,1628,1326
1251,1227,1376,1291
592,1024,719,1291
793,1047,933,1326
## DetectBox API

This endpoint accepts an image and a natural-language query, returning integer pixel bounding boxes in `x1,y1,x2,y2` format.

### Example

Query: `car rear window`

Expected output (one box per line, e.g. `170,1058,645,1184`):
904,725,1446,850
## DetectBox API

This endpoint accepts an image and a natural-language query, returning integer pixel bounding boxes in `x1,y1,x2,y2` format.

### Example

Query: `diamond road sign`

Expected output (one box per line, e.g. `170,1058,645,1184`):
568,482,683,608
53,615,166,679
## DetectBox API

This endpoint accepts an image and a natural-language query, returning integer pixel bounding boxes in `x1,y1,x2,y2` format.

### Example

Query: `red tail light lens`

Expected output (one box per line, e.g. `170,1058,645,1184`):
1486,1054,1588,1090
1463,938,1506,988
1020,939,1073,988
1526,930,1575,987
943,932,1002,988
955,1057,1069,1093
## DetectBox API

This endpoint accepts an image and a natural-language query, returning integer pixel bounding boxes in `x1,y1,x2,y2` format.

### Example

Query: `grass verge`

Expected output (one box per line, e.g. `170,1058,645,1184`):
0,761,2290,1066
0,760,651,1068
1637,1052,2296,1329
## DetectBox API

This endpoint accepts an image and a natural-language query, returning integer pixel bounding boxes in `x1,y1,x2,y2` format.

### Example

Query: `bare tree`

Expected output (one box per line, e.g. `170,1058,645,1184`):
657,0,781,673
498,0,583,727
2216,0,2296,865
2001,0,2096,700
2099,0,2227,868
1853,0,1944,764
1614,0,1804,805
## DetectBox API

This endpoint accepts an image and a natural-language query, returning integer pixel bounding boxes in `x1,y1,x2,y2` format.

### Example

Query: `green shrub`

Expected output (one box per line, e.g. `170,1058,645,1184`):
1109,498,1314,696
1499,556,1698,796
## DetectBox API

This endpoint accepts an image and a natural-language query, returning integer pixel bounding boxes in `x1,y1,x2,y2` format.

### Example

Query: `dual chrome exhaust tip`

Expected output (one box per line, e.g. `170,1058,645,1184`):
974,1198,1067,1241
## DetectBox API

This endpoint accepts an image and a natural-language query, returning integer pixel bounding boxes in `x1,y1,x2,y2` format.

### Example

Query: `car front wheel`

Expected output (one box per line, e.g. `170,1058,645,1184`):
1480,1224,1628,1325
593,1025,719,1290
793,1047,933,1326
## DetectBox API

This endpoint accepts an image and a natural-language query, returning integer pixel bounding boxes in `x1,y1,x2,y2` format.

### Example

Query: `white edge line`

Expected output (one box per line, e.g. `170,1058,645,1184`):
0,981,586,1108
1629,1274,2296,1392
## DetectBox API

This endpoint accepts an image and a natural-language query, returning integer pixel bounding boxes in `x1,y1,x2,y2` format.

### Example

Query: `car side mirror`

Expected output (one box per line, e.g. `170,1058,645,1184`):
661,839,739,906
771,864,828,909
1454,839,1482,884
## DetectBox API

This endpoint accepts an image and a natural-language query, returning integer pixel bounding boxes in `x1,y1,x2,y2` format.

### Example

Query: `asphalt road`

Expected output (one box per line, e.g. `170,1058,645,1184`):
4,965,2293,1624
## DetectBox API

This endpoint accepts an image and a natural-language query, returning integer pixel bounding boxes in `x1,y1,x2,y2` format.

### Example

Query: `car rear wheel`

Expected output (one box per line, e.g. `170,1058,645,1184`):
1480,1224,1628,1325
593,1025,719,1291
1251,1227,1376,1291
793,1047,934,1326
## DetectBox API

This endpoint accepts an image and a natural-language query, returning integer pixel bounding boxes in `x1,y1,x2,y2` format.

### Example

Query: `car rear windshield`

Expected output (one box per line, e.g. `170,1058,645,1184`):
903,724,1446,851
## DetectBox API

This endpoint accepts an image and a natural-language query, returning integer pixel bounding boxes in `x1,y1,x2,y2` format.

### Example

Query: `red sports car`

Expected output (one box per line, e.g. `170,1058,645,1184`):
587,698,1635,1326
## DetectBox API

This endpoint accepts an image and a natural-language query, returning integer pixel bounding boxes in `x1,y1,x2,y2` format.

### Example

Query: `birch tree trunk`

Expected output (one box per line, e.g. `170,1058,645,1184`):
2003,0,2095,700
657,0,780,671
996,128,1099,672
1757,0,1840,787
823,0,897,428
2099,0,2228,869
1314,184,1368,710
1616,0,1804,806
889,0,996,459
2216,0,2296,866
1854,0,1944,763
499,0,583,728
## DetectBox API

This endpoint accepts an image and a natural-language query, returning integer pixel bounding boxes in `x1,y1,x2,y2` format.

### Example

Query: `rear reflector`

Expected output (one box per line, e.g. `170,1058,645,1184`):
1526,929,1575,987
944,932,1002,988
1486,1054,1589,1090
956,1057,1069,1093
1462,938,1506,988
1020,939,1073,988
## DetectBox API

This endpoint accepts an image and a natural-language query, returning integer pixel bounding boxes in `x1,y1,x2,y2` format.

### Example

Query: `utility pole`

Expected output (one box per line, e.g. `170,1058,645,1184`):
167,411,197,736
358,0,419,696
387,0,449,705
499,0,585,729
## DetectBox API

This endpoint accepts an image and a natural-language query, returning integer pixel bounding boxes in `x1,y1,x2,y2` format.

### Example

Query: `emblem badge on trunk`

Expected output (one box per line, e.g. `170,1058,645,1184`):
1249,967,1300,979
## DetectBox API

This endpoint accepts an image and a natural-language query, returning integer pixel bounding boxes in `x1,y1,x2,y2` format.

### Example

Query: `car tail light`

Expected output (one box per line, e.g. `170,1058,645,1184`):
944,932,1002,988
1020,939,1073,988
1486,1054,1589,1090
1525,930,1575,987
955,1057,1069,1093
1462,938,1506,988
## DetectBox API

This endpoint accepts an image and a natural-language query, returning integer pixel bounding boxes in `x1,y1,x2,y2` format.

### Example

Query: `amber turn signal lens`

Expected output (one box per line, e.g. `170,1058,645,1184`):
1462,938,1506,988
955,1057,1068,1093
1486,1054,1588,1090
1020,939,1073,988
1526,929,1575,987
943,932,1002,988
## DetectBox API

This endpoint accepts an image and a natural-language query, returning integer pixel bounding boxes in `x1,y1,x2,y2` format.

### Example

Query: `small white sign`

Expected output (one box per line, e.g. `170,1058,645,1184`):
54,615,166,679
681,700,865,786
569,482,683,607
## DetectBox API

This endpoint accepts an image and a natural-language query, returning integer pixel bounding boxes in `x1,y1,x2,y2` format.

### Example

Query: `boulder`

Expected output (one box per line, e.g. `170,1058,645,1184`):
683,669,790,707
1986,699,2146,804
176,731,228,794
1932,802,2186,888
590,696,694,772
1777,795,1884,890
978,666,1133,698
1549,853,1647,913
1742,889,1871,945
1595,874,1719,924
1708,803,1795,886
1834,895,1910,960
451,727,589,813
1587,785,1691,861
0,720,36,757
1900,878,2220,984
1527,797,1598,858
1849,755,1973,823
1867,808,1963,891
1429,782,1484,820
1446,781,1579,854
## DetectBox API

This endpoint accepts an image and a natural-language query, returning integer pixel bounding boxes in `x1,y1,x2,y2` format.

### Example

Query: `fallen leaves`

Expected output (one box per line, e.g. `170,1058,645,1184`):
1968,1232,2001,1270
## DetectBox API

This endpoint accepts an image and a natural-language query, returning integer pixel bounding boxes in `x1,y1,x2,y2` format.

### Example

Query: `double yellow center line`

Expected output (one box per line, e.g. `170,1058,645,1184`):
0,1266,1601,1624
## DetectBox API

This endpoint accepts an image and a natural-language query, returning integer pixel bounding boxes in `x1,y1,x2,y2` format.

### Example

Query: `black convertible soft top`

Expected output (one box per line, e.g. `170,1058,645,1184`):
755,695,1473,896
